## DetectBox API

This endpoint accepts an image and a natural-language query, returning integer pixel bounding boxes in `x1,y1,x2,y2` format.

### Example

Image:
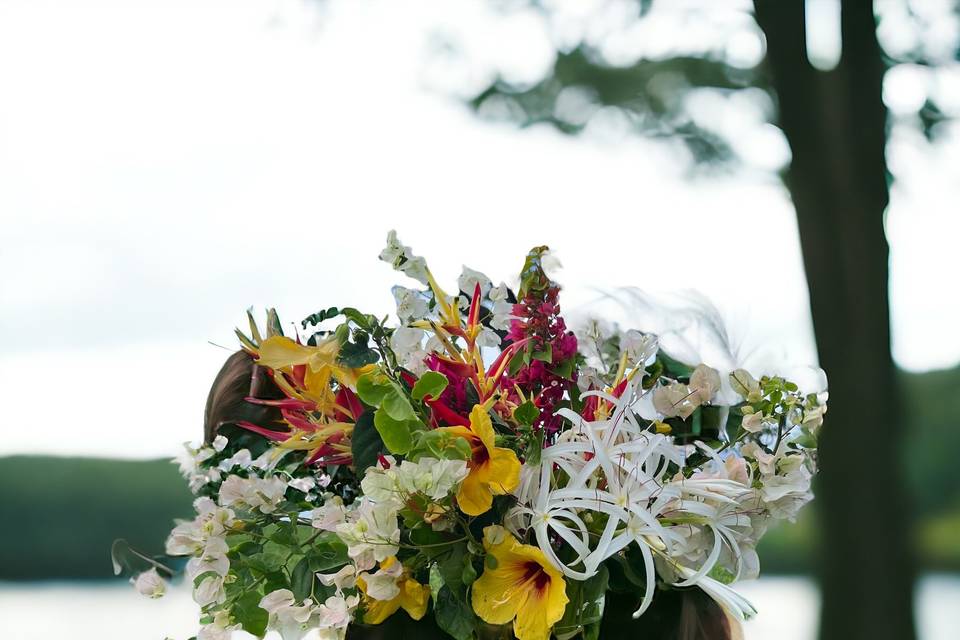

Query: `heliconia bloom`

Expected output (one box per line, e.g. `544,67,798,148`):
471,526,568,640
358,557,430,625
437,404,521,516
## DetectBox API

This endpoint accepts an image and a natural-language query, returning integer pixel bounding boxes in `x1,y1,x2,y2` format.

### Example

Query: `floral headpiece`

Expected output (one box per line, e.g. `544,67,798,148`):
119,231,826,640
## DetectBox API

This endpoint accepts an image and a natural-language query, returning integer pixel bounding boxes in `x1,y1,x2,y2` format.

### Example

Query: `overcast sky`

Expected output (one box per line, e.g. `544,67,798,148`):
2,0,958,459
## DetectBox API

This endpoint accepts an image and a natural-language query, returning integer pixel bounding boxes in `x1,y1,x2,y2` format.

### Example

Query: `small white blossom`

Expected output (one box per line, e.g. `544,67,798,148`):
218,475,288,514
392,286,430,323
217,448,252,471
315,593,359,640
457,266,492,296
390,327,429,375
132,568,166,599
359,558,403,600
621,330,658,365
288,476,316,494
652,382,697,419
193,574,226,607
259,590,317,640
689,364,721,403
489,283,515,330
317,565,357,592
476,327,501,348
212,435,228,452
311,496,350,532
336,499,400,570
730,369,762,402
197,611,241,640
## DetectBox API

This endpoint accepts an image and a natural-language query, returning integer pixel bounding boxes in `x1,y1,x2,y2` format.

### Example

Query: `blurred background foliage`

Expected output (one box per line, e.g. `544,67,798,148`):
4,365,957,581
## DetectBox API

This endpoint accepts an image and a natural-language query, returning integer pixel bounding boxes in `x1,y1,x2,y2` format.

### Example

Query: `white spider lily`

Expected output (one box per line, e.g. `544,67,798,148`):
671,564,757,621
514,379,759,620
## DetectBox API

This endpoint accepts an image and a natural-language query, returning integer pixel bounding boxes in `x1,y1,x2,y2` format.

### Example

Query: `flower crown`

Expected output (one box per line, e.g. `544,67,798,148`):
121,231,827,640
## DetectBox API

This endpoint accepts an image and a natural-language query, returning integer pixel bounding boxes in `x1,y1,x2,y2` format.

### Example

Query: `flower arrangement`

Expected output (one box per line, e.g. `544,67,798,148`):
119,232,827,640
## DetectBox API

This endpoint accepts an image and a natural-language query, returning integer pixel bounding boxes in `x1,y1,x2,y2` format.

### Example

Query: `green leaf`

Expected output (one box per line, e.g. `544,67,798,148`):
338,340,380,368
307,537,350,572
351,411,385,474
407,429,472,462
356,372,390,406
301,307,340,329
707,563,736,585
658,352,695,378
381,385,417,421
234,589,269,637
794,429,818,448
429,563,445,599
373,409,418,454
434,586,477,640
340,307,376,329
411,371,449,401
508,350,525,376
555,565,608,637
550,357,575,380
531,343,553,363
513,401,540,426
291,556,314,601
436,544,468,593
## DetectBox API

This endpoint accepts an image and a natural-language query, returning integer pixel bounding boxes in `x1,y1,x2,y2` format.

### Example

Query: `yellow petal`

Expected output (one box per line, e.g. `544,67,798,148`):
471,565,528,625
513,562,568,640
256,336,315,369
456,467,494,516
435,425,475,442
487,448,521,496
362,596,401,625
468,404,496,452
398,577,430,621
472,530,569,640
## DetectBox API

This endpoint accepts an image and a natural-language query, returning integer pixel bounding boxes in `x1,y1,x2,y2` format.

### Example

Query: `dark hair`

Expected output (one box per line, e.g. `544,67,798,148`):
599,587,735,640
203,350,284,443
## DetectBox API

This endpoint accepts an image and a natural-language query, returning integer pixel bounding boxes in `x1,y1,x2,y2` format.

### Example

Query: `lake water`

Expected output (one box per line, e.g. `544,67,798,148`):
1,576,958,639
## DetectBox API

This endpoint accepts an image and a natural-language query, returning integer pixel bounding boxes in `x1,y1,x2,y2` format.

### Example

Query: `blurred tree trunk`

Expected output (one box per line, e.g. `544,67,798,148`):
752,2,916,639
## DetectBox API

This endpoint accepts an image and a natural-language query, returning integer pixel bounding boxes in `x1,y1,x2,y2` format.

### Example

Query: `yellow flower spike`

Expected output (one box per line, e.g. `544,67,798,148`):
437,405,521,516
425,269,461,330
471,526,569,640
358,558,430,625
255,335,374,389
256,335,338,370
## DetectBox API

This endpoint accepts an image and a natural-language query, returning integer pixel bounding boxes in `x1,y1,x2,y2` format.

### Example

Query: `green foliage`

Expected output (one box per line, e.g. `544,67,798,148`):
411,371,449,402
433,586,476,640
351,411,385,474
233,590,269,637
407,430,472,462
429,542,478,640
554,565,608,640
357,372,427,455
513,401,540,427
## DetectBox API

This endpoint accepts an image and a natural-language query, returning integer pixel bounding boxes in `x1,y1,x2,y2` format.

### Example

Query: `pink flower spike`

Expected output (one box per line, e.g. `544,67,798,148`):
468,282,483,329
244,396,314,411
235,421,290,442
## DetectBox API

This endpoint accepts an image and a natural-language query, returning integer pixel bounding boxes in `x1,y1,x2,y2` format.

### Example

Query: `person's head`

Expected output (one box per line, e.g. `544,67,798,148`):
203,350,283,443
600,587,739,640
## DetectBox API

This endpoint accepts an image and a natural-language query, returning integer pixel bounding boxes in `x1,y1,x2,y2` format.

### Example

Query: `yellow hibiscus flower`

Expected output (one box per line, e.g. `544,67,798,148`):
357,557,430,625
437,404,521,516
471,526,569,640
